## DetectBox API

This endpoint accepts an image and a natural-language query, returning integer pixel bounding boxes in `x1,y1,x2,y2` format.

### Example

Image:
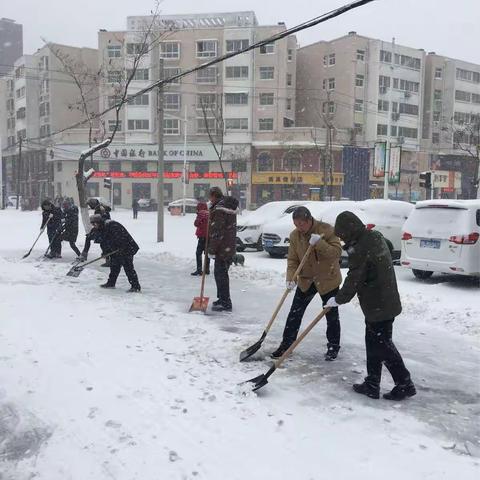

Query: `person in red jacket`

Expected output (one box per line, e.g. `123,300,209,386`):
191,201,211,276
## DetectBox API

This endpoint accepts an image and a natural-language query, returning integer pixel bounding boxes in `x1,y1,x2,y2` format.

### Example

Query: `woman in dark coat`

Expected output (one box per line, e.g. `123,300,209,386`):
62,199,81,257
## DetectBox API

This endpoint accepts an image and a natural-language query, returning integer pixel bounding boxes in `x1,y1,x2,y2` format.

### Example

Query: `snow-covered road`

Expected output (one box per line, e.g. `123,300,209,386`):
0,209,479,479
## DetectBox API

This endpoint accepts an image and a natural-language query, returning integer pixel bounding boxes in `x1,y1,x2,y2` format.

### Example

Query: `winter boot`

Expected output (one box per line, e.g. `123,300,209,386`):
127,286,141,293
324,344,340,361
383,380,416,401
212,301,232,312
44,253,55,259
352,381,380,399
271,341,292,359
212,299,221,306
100,283,116,289
191,270,202,276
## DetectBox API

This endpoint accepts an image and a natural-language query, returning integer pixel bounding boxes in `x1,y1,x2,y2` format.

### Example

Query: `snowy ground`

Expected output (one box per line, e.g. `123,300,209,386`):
0,208,479,479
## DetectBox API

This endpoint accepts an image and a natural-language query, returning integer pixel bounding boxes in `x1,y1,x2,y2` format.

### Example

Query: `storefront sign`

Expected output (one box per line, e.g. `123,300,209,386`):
373,142,386,178
252,172,344,186
433,170,462,189
388,146,402,184
92,171,238,180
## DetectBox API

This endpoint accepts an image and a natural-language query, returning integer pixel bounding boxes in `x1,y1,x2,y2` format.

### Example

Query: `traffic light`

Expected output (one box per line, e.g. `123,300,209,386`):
419,171,432,189
104,177,112,189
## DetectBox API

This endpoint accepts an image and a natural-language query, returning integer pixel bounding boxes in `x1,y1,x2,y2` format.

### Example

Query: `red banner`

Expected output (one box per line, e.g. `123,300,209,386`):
92,171,238,180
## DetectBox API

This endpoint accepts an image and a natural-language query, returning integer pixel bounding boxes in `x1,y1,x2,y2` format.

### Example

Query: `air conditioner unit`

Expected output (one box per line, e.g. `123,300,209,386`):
379,86,387,94
391,113,400,121
404,91,411,98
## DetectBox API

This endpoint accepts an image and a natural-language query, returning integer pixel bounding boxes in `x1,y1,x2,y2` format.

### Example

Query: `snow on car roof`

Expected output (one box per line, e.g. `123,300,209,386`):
416,199,480,209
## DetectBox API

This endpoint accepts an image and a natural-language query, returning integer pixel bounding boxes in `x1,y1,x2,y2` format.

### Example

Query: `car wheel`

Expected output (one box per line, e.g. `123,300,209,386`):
256,235,264,252
412,269,433,279
268,252,286,259
236,245,246,252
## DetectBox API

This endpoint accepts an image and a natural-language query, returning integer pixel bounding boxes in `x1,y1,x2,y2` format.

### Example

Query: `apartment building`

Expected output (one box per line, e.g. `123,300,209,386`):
423,53,480,198
83,11,297,208
0,18,23,77
296,32,428,201
0,44,98,206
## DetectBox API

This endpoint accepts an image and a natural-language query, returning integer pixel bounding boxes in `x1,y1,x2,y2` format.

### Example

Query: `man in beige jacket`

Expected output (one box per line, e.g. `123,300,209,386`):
272,206,343,361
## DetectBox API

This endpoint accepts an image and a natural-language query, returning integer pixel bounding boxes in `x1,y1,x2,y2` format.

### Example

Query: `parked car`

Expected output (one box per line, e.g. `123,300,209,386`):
167,198,198,213
401,199,480,279
87,196,111,207
137,198,158,211
236,201,307,252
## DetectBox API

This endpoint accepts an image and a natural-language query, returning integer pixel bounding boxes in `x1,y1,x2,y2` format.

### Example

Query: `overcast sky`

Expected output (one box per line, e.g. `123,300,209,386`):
2,0,479,64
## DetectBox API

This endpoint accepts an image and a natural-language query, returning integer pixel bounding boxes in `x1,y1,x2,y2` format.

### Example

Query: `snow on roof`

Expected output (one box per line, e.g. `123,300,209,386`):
416,199,480,209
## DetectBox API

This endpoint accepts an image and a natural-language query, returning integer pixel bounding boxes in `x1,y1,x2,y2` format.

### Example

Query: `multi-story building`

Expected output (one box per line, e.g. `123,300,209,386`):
70,11,298,208
0,18,23,77
423,53,480,198
0,44,98,207
296,32,428,201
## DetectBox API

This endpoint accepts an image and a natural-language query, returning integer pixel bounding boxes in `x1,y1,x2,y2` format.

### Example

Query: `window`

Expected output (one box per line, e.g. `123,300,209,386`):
7,136,15,147
322,79,327,90
283,117,295,128
287,73,293,86
109,161,122,172
107,45,121,58
283,151,301,171
15,87,25,98
393,78,420,93
57,161,62,172
225,93,248,105
132,161,148,172
377,124,388,136
399,103,419,116
108,120,122,132
127,94,149,106
323,55,328,66
39,102,50,117
472,93,480,104
390,126,397,136
196,40,217,58
259,93,274,106
163,67,181,84
225,118,248,130
456,68,480,84
398,127,418,139
6,98,14,111
195,162,209,174
41,79,50,94
164,93,181,110
164,119,180,135
354,99,364,112
257,152,273,171
259,66,274,80
380,50,392,63
15,66,24,78
126,43,145,55
435,68,443,79
225,66,249,79
6,117,15,129
356,49,365,61
288,49,293,61
355,74,365,87
394,54,421,70
433,111,441,122
127,68,149,81
354,123,363,135
197,93,216,110
434,89,442,101
108,70,122,83
197,118,216,134
455,90,471,102
379,75,391,91
378,100,389,112
259,118,274,131
259,43,275,54
127,119,149,130
16,107,26,119
432,132,440,144
328,53,336,66
160,42,180,59
328,77,335,90
226,39,249,53
196,67,217,84
322,101,335,114
286,98,292,111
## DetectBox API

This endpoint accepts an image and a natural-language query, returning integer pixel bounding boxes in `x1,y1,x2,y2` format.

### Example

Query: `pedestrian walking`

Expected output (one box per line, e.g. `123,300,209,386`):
88,215,141,292
61,199,81,257
326,211,416,401
40,199,63,258
207,187,239,312
271,206,343,361
191,201,210,276
132,198,139,219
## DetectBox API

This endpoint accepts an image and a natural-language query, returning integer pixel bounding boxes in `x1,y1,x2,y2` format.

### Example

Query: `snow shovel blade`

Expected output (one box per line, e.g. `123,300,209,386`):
66,264,84,277
22,250,32,259
244,363,276,392
189,296,209,313
239,331,267,362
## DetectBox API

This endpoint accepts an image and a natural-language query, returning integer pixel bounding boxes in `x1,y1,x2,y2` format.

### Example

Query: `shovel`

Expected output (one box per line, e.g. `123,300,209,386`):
22,216,52,259
66,250,119,277
239,244,314,362
244,308,329,392
189,219,210,313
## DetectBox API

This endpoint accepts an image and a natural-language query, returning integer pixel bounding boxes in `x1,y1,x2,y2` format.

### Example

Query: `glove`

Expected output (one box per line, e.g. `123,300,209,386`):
309,233,324,246
286,281,296,291
49,213,54,219
325,297,339,308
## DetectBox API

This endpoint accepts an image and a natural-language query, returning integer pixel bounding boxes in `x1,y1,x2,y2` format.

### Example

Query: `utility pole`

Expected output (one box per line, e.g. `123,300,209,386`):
157,58,165,242
182,103,187,216
16,136,22,209
384,37,395,200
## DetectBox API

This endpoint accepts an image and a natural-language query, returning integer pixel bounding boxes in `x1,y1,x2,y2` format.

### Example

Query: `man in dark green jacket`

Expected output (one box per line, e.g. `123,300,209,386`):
326,211,416,401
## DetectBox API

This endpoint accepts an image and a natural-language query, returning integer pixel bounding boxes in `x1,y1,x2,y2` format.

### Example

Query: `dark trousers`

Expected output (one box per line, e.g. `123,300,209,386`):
67,241,81,257
47,229,62,256
133,209,138,219
365,320,411,388
214,258,231,306
282,283,340,347
195,237,210,273
108,255,140,289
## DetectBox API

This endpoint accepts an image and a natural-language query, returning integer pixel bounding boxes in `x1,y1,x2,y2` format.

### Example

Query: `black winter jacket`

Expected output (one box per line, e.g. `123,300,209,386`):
208,196,239,260
62,205,79,242
41,206,63,233
99,220,139,258
334,211,402,323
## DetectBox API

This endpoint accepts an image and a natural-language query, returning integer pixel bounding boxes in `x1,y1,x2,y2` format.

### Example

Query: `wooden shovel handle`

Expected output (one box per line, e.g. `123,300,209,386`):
264,243,314,334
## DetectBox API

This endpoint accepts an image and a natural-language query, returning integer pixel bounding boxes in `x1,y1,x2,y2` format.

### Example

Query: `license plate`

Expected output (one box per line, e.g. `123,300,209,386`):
420,239,440,249
264,240,274,248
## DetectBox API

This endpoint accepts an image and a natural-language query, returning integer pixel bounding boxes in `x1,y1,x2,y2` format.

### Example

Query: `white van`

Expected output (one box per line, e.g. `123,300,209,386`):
401,200,480,278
